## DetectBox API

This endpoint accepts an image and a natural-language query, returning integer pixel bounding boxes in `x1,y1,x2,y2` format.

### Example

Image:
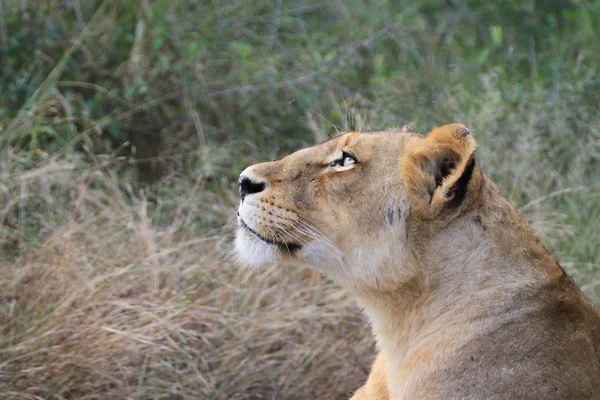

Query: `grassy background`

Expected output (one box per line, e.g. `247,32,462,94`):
1,1,599,399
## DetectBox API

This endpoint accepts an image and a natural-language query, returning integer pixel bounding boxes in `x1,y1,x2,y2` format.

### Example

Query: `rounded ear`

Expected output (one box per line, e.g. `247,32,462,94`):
401,123,477,216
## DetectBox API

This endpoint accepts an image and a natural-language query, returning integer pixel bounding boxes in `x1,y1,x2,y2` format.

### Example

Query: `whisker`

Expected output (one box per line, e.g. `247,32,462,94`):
278,218,343,264
278,219,327,248
271,219,311,248
265,224,295,255
294,219,341,254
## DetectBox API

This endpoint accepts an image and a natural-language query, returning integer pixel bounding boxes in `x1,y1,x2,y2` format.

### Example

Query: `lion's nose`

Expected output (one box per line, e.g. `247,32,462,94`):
238,175,266,200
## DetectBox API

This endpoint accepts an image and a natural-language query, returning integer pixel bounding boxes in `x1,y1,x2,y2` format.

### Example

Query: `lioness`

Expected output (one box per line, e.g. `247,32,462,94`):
235,123,600,399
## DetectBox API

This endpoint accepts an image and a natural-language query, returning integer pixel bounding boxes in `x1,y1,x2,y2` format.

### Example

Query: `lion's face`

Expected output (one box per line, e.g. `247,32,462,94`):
235,124,477,287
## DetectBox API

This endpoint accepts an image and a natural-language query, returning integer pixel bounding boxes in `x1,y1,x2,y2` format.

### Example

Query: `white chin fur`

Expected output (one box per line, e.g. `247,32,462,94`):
235,228,279,268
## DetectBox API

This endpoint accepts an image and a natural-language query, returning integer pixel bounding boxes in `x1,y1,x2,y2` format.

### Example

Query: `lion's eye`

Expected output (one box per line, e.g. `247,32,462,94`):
329,151,357,168
341,155,355,166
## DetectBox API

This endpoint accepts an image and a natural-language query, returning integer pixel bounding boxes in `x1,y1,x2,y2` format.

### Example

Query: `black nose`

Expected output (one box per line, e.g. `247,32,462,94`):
238,175,266,200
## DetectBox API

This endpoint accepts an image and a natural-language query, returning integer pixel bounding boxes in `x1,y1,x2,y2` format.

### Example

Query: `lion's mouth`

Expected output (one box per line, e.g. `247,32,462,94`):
240,218,302,252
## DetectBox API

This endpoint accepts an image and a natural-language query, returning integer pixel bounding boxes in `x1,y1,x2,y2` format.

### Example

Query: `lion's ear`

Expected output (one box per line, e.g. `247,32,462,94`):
401,123,477,215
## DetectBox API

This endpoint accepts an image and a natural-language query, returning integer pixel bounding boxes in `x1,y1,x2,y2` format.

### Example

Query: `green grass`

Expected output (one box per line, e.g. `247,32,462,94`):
1,1,600,398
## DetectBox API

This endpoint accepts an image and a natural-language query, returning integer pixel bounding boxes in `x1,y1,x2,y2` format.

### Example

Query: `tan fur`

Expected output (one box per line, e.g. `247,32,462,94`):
235,124,600,399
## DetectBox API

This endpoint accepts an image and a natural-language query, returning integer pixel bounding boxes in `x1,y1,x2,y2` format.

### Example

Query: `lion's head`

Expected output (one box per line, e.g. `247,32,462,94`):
235,123,481,288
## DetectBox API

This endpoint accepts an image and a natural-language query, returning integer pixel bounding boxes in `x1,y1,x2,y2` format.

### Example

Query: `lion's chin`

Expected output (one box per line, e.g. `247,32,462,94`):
234,227,281,268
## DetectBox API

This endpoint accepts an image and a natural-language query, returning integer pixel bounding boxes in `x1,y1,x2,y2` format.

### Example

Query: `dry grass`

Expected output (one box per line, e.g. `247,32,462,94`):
0,154,373,400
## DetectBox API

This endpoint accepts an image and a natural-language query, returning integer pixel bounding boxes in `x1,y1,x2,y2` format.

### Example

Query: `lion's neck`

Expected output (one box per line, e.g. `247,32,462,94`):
355,197,565,385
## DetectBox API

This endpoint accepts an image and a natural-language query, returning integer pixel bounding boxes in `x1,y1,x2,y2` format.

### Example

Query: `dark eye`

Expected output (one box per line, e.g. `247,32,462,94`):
329,151,357,167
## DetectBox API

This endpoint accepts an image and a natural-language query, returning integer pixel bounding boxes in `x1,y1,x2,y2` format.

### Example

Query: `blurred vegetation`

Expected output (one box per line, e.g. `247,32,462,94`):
2,1,599,157
1,0,600,398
